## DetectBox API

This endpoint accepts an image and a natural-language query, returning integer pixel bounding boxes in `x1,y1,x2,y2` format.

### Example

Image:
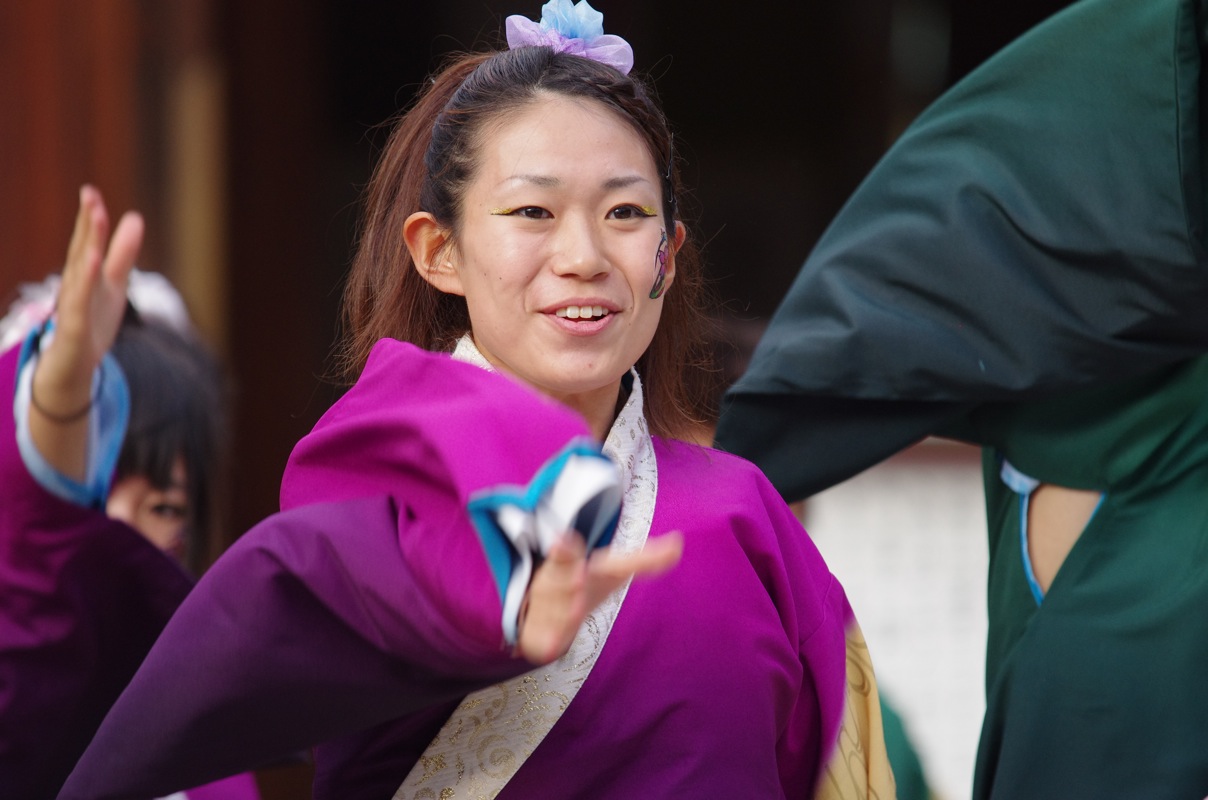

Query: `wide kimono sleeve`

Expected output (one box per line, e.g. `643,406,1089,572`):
715,0,1208,501
0,344,195,799
734,456,896,799
59,340,604,799
645,442,895,799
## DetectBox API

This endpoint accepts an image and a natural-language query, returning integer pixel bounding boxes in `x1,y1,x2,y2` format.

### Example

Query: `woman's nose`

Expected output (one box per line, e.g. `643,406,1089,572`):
551,217,608,279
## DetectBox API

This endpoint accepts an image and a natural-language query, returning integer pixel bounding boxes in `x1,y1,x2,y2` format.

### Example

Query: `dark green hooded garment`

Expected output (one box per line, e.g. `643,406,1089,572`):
716,1,1208,798
717,0,1208,498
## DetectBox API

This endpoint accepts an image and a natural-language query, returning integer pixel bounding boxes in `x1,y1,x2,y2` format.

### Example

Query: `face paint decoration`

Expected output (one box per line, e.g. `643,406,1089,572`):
649,228,669,299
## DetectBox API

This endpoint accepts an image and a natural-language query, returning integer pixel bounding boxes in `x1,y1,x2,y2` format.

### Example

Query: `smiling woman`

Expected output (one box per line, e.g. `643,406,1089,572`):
61,3,892,799
401,94,683,438
338,35,711,444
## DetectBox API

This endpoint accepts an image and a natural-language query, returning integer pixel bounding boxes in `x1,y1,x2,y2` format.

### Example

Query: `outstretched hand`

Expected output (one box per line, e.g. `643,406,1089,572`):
517,530,684,665
29,186,144,479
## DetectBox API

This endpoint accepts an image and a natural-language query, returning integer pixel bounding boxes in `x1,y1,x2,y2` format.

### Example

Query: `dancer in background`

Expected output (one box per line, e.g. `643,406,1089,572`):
0,186,258,799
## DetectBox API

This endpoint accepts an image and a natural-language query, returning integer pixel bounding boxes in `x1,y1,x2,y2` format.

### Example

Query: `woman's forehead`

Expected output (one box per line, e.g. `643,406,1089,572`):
474,95,658,184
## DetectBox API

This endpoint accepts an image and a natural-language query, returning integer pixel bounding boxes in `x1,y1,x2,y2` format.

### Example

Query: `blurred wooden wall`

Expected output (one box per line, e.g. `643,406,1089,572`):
0,0,339,546
0,2,146,285
0,0,229,356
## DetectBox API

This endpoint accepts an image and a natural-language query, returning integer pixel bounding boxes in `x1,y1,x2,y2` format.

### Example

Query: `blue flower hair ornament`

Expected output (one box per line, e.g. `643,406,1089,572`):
468,437,623,645
506,0,634,75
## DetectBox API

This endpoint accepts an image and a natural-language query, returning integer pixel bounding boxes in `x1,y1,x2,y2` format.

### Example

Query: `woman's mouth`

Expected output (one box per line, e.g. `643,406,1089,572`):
555,305,610,320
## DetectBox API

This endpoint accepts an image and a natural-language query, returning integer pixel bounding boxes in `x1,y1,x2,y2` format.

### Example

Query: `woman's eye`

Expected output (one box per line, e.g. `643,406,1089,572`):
513,206,551,220
151,503,188,521
609,205,656,221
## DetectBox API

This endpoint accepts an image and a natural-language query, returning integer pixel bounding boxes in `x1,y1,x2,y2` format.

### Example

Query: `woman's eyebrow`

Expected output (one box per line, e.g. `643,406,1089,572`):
505,173,560,188
501,174,651,191
603,175,649,191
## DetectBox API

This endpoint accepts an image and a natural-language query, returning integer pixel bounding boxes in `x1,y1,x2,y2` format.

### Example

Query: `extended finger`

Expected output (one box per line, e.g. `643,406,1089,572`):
53,191,107,339
547,530,587,564
78,186,110,277
104,210,145,286
589,531,683,581
60,187,110,313
537,534,588,599
64,186,95,276
519,535,589,663
583,532,683,612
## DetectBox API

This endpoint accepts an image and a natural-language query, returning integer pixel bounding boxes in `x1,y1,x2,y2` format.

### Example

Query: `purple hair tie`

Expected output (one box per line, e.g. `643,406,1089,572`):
505,0,634,75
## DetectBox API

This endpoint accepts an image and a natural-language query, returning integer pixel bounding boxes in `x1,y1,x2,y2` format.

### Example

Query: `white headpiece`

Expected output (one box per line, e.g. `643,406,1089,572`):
0,269,194,353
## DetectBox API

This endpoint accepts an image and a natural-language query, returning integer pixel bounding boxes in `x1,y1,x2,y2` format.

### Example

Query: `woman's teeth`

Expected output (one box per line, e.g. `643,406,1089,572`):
556,305,608,320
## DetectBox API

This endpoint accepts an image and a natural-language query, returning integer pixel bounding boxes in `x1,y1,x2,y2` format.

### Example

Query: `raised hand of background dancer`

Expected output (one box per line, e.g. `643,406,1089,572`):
29,185,144,481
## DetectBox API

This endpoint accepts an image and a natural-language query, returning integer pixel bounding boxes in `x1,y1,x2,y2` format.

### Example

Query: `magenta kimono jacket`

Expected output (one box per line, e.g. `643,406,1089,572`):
59,340,890,799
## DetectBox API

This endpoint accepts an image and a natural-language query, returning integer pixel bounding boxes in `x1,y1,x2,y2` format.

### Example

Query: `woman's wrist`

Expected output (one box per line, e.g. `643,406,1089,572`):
29,329,98,424
30,376,93,423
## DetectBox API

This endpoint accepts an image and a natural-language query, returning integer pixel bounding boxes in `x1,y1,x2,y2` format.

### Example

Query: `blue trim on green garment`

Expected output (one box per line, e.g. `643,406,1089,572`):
1018,494,1045,605
1001,457,1105,606
999,459,1047,604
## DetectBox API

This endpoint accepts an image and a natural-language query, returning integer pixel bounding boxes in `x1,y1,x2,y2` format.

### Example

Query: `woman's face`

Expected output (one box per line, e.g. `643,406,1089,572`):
408,94,682,433
106,456,189,560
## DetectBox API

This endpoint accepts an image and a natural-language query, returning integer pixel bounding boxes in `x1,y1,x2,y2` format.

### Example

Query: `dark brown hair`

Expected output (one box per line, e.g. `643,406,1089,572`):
338,45,715,440
112,311,227,573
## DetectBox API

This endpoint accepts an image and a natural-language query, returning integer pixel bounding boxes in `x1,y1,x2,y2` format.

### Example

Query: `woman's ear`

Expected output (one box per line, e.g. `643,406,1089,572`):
662,220,686,291
403,212,464,296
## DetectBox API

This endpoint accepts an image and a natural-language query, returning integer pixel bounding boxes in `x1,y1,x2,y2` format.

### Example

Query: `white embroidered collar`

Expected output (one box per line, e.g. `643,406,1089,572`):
451,334,650,534
395,336,658,797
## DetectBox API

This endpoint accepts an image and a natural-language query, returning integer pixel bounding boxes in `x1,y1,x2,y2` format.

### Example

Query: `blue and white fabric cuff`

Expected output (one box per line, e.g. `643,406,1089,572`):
468,438,623,645
14,324,130,509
